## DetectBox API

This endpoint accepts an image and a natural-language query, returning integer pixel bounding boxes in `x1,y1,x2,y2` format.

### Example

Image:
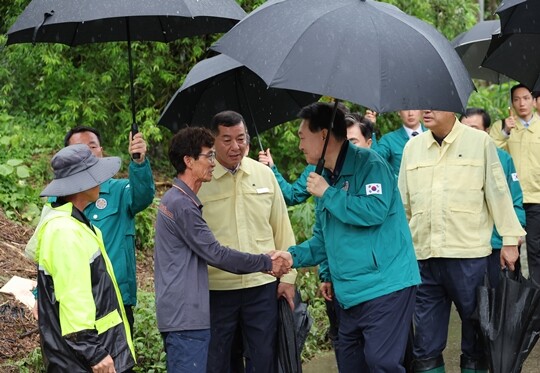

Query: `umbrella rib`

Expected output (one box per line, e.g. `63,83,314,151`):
69,22,81,46
158,16,169,43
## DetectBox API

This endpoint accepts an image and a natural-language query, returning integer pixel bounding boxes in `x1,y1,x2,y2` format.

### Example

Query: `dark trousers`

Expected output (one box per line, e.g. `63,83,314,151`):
162,329,211,373
336,286,416,373
525,203,540,286
207,282,278,373
414,258,487,364
123,305,135,373
325,298,341,361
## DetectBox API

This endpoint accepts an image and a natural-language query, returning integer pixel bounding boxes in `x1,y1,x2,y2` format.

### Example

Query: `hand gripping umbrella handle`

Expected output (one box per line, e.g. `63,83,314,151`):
131,122,140,160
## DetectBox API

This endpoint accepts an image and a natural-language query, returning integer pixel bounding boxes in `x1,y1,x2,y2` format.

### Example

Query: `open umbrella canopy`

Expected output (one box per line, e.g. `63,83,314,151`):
212,0,474,113
158,54,320,141
6,0,246,45
6,0,246,155
481,0,540,90
482,33,540,91
452,20,509,83
496,0,540,34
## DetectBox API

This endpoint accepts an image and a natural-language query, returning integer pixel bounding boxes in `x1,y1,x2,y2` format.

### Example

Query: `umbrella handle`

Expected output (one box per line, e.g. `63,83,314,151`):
315,158,325,175
131,122,141,160
32,11,54,44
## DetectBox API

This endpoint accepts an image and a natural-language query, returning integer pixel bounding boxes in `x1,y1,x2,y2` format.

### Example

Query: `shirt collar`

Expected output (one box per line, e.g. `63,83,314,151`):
403,125,423,138
325,141,349,185
173,177,203,209
98,178,112,194
426,118,462,148
213,157,251,180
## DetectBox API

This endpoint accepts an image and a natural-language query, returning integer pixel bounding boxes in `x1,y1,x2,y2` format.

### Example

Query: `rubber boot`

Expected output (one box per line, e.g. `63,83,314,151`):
460,354,488,373
413,356,445,373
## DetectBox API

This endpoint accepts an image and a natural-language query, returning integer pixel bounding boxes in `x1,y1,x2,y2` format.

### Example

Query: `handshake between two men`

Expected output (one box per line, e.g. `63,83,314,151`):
266,250,293,277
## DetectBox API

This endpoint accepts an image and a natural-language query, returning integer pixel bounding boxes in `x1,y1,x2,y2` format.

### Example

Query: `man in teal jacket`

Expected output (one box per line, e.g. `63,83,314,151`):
374,110,425,175
64,126,155,336
282,102,420,372
461,108,526,287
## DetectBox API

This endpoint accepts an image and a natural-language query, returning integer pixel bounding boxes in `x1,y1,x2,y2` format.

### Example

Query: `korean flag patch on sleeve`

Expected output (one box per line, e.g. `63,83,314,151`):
511,173,519,182
366,183,382,195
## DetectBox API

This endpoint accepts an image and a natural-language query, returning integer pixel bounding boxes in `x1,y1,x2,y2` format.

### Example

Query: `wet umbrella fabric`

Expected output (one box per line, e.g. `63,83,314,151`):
6,0,246,137
278,295,313,373
496,0,540,34
212,0,474,113
477,269,540,373
482,33,540,91
481,0,540,90
158,54,320,145
451,20,509,83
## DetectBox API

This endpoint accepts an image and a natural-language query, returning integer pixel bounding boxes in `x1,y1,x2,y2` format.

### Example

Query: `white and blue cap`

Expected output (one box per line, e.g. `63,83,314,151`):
40,144,121,197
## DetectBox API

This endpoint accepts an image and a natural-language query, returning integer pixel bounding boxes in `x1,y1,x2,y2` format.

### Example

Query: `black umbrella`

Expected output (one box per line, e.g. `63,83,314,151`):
158,54,320,150
477,269,540,373
482,33,540,91
211,0,473,171
212,0,474,114
451,20,509,83
6,0,246,153
278,297,302,373
496,0,540,34
481,0,540,90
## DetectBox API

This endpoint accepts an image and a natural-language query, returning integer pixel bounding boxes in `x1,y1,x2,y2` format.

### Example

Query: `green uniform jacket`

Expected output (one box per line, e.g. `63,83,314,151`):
374,125,426,175
492,148,526,249
288,143,420,309
270,164,314,206
84,159,155,306
36,203,135,372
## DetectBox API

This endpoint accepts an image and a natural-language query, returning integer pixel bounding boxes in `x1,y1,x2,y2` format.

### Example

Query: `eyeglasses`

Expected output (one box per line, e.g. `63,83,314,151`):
198,151,216,162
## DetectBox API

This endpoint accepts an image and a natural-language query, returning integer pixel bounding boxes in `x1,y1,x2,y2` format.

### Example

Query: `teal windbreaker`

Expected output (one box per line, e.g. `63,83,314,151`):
492,148,526,249
84,159,155,306
374,125,426,175
270,164,314,206
288,143,420,309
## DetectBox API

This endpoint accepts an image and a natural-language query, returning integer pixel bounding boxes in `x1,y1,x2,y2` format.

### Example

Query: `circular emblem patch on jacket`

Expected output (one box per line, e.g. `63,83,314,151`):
95,198,108,210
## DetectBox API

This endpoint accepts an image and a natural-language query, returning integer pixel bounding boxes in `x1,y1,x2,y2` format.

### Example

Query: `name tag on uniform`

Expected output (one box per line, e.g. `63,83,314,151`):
511,173,519,181
257,187,270,194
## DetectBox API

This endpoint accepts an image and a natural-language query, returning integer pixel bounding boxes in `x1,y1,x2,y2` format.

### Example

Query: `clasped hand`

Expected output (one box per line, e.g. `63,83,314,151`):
266,250,293,277
307,172,329,197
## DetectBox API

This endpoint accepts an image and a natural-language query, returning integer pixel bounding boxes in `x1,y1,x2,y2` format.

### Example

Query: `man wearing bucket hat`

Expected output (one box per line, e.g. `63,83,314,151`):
34,144,136,372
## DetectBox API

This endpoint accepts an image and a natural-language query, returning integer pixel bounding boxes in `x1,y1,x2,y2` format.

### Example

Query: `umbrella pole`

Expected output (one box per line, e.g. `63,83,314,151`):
315,100,340,175
236,70,264,152
126,18,140,159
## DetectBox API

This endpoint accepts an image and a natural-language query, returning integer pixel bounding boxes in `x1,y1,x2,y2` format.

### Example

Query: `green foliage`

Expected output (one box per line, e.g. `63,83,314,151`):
133,292,167,373
0,114,54,223
6,347,44,372
468,81,516,123
135,197,159,252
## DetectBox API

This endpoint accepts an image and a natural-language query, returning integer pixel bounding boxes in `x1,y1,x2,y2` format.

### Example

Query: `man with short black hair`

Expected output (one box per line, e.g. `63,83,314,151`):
490,84,540,285
400,109,525,373
64,126,155,336
198,111,297,373
285,102,420,372
154,127,291,372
